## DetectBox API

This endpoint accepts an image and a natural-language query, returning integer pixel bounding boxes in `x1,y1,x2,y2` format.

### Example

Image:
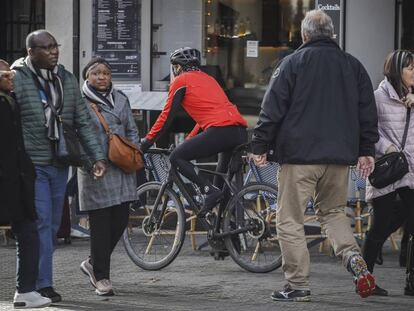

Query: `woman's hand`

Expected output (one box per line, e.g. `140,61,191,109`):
93,160,107,178
403,93,414,108
385,145,398,154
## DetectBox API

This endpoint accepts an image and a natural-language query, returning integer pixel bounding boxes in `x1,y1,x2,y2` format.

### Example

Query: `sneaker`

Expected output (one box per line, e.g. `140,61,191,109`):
13,291,51,309
356,284,388,296
271,284,311,302
199,186,223,216
80,258,96,288
347,254,376,298
95,279,114,296
37,287,62,303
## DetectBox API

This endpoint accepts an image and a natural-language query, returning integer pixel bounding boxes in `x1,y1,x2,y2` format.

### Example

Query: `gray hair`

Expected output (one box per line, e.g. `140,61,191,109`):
301,10,334,41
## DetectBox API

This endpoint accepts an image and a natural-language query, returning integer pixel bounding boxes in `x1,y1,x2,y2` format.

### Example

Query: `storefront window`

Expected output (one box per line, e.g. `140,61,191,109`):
0,0,45,63
203,0,314,115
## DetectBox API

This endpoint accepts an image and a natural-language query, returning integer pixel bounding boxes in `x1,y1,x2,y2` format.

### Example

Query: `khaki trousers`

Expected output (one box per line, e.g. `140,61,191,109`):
277,164,360,290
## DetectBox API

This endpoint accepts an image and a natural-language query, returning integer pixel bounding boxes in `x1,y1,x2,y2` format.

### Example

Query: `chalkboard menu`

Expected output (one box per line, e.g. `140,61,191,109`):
316,0,344,48
93,0,141,80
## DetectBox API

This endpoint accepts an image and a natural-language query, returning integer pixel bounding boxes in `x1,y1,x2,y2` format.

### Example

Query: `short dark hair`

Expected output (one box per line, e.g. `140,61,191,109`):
26,29,55,49
384,50,414,98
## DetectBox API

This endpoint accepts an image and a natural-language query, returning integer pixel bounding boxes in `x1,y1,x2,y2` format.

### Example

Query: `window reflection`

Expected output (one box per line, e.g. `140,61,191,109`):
204,0,315,114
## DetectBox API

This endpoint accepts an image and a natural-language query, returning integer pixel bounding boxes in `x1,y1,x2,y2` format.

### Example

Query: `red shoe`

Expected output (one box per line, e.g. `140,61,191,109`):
355,273,376,298
347,254,376,298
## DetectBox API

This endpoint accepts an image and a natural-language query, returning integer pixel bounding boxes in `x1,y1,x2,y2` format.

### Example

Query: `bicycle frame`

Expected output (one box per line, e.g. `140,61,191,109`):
146,150,254,239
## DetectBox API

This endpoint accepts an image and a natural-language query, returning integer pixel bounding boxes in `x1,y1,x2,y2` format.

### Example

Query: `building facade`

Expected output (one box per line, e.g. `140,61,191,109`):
1,0,413,136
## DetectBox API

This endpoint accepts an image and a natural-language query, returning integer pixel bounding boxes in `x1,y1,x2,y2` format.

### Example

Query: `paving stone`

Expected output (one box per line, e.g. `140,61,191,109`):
0,237,412,310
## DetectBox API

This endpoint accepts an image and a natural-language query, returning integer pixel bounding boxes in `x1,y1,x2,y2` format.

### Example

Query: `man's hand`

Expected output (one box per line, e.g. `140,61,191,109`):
252,153,268,167
140,137,153,153
93,160,107,178
404,93,414,108
356,156,375,179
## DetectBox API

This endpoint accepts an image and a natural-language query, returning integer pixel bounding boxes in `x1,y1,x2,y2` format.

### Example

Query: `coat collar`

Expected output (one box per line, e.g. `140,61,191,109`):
378,79,403,103
296,37,340,52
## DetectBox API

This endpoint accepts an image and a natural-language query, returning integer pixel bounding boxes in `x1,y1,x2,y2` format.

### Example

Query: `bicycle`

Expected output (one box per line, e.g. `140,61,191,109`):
123,144,281,273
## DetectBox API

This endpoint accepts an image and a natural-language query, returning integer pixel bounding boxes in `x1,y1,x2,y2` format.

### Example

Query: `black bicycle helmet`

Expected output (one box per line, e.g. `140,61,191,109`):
170,47,201,66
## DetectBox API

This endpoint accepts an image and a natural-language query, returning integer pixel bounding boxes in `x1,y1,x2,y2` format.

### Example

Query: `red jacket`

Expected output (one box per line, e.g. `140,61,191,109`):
146,70,247,141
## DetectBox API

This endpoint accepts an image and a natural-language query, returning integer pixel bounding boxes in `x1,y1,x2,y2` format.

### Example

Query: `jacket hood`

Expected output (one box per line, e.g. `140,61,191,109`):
10,57,26,71
11,57,66,77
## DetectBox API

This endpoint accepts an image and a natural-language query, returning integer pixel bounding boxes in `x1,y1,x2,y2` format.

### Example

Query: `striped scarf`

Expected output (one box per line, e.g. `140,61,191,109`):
82,81,115,109
25,57,63,141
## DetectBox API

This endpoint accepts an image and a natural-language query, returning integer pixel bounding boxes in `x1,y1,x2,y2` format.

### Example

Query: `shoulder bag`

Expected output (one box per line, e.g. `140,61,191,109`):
55,116,83,167
368,108,411,189
90,103,143,173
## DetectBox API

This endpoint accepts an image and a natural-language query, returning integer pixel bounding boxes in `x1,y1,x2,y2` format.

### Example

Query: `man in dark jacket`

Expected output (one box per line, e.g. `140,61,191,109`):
252,10,379,301
11,30,107,303
0,59,51,308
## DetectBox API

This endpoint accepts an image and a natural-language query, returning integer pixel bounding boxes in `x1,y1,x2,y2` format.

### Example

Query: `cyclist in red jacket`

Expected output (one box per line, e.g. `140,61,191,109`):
140,47,247,214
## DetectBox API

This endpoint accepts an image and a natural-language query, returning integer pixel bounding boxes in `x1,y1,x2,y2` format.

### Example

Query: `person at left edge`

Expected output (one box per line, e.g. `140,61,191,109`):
0,59,52,309
11,30,107,303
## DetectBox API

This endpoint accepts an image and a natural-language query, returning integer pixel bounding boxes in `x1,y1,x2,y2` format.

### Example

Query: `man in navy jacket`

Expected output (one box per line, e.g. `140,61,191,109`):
252,10,379,302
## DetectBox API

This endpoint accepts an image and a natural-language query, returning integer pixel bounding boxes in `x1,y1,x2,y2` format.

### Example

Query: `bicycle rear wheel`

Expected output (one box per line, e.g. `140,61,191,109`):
223,182,281,273
123,182,186,270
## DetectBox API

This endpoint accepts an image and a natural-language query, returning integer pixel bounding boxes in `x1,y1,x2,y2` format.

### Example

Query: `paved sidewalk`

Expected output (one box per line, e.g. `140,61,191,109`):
0,237,412,311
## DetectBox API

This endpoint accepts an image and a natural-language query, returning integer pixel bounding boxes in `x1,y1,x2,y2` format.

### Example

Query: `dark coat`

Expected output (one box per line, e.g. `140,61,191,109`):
0,92,37,225
252,38,379,165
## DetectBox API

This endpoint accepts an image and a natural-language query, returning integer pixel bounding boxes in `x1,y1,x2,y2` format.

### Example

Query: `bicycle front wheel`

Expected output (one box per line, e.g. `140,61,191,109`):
223,182,281,273
123,182,186,270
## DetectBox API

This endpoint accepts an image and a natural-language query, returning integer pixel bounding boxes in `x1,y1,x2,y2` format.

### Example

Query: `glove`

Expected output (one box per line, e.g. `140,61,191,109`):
140,137,154,153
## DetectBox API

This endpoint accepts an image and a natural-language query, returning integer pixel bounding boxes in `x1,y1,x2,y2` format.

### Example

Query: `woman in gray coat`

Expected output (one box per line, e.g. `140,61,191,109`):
364,50,414,297
78,58,139,296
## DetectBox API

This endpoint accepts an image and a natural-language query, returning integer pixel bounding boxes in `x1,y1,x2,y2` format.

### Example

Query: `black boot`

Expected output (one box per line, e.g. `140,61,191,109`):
405,234,414,296
362,235,385,274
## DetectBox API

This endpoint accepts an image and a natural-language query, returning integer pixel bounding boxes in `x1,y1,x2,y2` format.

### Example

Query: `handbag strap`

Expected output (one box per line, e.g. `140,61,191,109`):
401,107,411,150
90,103,111,136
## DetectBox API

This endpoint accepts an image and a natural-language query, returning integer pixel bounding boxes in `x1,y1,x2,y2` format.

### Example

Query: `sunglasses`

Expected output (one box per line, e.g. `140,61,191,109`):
0,70,15,80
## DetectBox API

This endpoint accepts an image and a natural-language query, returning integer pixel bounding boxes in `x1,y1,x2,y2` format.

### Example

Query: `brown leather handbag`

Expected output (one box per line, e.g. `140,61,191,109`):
91,103,144,173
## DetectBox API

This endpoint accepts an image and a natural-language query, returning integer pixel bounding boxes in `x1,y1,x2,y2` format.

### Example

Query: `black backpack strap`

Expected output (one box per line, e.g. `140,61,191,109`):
401,107,411,150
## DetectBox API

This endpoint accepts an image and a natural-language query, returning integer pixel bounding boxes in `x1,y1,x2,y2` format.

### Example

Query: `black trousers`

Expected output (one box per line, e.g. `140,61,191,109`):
11,219,39,293
364,187,414,273
88,203,129,281
169,126,247,192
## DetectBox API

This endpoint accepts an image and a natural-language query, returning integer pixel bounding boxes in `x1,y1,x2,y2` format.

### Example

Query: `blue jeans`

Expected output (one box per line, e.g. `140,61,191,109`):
34,165,68,289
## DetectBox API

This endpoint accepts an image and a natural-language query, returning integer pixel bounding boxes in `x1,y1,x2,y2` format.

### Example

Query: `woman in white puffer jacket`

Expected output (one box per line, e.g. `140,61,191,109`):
364,50,414,297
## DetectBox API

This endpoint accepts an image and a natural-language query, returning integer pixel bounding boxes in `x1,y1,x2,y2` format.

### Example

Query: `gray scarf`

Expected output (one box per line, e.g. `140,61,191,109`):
25,57,64,140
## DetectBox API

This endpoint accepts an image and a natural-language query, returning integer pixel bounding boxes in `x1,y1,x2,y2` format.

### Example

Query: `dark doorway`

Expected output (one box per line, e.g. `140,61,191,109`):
0,0,45,64
400,0,414,51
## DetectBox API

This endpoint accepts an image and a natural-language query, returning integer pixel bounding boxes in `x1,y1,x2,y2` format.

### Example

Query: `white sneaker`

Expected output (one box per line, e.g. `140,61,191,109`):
80,258,96,288
95,279,114,296
13,291,52,308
